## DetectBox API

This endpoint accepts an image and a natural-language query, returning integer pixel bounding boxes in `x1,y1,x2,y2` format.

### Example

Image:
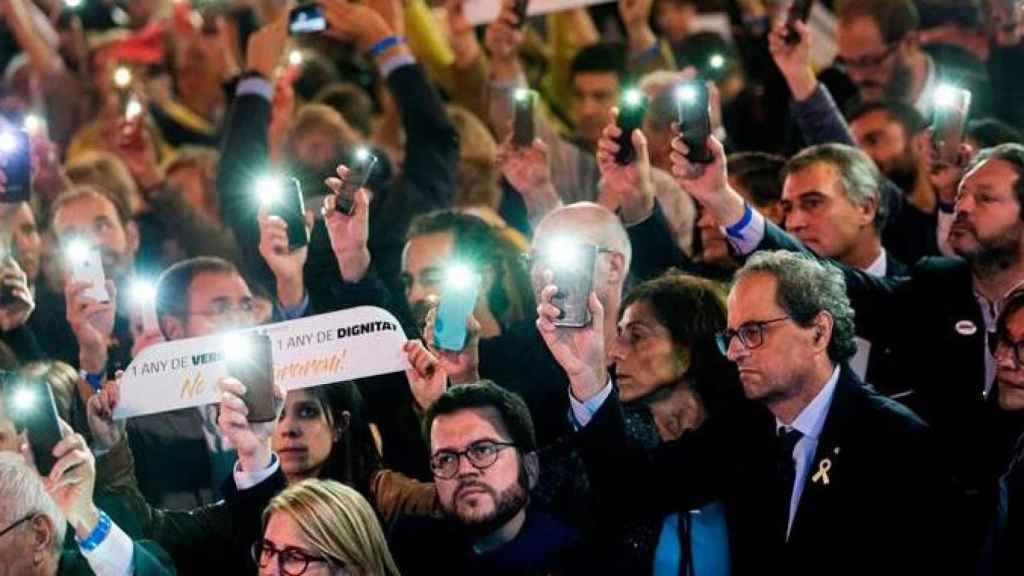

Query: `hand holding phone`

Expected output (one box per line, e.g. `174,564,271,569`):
675,81,712,164
334,149,377,216
538,239,598,327
2,375,65,475
223,333,276,422
931,85,972,165
513,89,536,148
783,0,813,44
64,239,110,303
259,177,310,249
289,4,327,35
615,90,648,165
434,264,482,351
511,0,530,28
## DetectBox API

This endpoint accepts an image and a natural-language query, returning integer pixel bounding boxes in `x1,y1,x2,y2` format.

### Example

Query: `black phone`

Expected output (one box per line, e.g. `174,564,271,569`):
615,91,648,165
513,89,535,147
512,0,529,28
931,87,972,165
2,375,64,475
783,0,813,44
266,177,310,249
224,333,276,422
288,3,327,35
335,150,378,215
546,243,597,327
0,130,31,203
675,81,712,164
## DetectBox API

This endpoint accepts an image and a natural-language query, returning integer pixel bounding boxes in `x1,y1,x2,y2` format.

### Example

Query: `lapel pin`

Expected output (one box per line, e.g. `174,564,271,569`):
955,320,977,336
833,447,840,455
812,458,832,485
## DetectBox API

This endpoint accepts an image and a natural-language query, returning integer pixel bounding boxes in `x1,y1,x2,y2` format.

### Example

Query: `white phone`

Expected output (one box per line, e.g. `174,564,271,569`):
68,244,110,302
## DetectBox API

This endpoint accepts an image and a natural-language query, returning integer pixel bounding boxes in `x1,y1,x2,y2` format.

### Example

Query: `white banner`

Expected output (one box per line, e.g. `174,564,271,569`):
112,306,409,420
464,0,614,26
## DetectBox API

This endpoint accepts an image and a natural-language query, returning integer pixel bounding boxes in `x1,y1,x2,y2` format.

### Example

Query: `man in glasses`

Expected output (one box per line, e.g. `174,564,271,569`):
541,249,951,573
387,380,584,575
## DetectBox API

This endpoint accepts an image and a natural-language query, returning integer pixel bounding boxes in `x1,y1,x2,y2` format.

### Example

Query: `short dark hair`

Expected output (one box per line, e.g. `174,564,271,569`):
728,152,786,207
967,118,1024,149
997,289,1024,342
154,256,239,336
570,42,628,84
292,49,341,103
846,99,928,135
424,381,537,453
735,251,858,363
49,185,132,231
314,82,375,138
783,143,888,232
836,0,920,44
965,143,1024,215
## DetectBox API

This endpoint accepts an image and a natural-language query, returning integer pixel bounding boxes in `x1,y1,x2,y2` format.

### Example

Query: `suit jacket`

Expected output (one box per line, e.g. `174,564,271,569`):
58,540,177,575
126,408,220,510
861,251,908,394
577,367,952,575
978,432,1024,576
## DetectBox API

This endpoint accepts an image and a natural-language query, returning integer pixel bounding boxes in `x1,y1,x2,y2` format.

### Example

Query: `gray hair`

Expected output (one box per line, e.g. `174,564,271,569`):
639,70,681,131
735,250,857,362
783,143,888,233
0,452,66,550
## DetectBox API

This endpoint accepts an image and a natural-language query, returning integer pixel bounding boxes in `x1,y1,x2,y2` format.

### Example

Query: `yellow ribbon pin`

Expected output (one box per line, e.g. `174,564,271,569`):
812,458,832,485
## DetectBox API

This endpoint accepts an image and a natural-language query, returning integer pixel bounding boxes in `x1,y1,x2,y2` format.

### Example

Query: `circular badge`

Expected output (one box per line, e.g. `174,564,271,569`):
955,320,977,336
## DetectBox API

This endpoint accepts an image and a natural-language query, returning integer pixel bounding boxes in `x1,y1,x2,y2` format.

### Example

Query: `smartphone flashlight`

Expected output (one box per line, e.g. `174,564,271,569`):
256,175,282,206
354,147,372,164
113,66,132,89
544,236,584,271
933,84,968,110
125,98,143,121
221,333,250,362
23,114,43,136
131,278,159,334
65,238,89,262
0,132,18,155
64,0,82,8
12,386,36,412
288,50,304,67
709,54,726,70
615,89,648,165
445,263,476,290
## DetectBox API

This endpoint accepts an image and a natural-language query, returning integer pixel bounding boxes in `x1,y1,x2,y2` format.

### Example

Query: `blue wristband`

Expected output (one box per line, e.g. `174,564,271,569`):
367,36,403,58
77,510,112,552
80,370,104,392
724,203,753,238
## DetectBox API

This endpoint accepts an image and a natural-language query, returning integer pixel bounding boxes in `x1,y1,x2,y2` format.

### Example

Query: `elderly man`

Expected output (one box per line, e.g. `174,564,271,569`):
538,250,950,574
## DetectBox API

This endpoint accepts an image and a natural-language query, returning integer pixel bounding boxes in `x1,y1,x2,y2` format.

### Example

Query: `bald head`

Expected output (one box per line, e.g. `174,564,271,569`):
534,202,632,271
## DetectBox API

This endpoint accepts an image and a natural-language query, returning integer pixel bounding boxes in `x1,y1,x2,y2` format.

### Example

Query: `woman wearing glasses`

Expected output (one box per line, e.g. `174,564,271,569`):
254,479,400,576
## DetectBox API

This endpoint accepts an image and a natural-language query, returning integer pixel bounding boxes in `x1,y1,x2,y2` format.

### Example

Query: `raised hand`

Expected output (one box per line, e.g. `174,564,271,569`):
535,270,607,402
0,257,34,331
85,376,126,451
42,420,99,539
767,20,817,101
496,136,562,222
323,164,372,282
257,207,309,308
423,306,481,386
669,130,745,227
216,377,283,472
403,339,448,411
65,279,117,374
246,15,289,79
595,108,655,224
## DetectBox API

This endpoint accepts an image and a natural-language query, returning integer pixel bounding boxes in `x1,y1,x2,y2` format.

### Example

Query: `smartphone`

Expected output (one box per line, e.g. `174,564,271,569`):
675,81,712,164
546,243,597,327
434,267,481,352
512,0,529,28
931,87,972,165
0,237,16,306
2,375,64,476
0,130,31,203
615,90,648,165
288,4,327,35
513,89,535,148
265,177,310,249
783,0,813,44
335,151,377,216
224,333,276,422
66,240,110,303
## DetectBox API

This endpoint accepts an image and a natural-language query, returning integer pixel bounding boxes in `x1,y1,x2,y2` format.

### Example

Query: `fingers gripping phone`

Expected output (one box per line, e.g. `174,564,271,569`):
335,150,378,216
0,130,31,203
615,90,648,165
65,239,110,303
513,89,536,148
265,177,310,249
2,375,65,475
434,265,481,352
224,333,276,422
289,4,327,35
512,0,530,28
0,237,17,306
931,86,972,165
544,242,598,328
675,81,713,164
783,0,813,44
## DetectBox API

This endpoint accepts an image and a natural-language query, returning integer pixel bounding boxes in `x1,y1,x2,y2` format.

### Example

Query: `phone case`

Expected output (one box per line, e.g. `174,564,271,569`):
615,97,648,165
513,91,535,147
269,178,310,249
676,82,713,164
932,89,971,165
3,377,64,475
434,273,482,351
550,244,597,327
0,130,31,203
226,333,276,422
336,155,378,215
70,246,110,302
289,4,327,35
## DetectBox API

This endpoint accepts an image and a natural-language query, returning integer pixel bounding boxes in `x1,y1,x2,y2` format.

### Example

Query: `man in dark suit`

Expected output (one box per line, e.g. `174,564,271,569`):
536,249,951,574
671,135,1024,565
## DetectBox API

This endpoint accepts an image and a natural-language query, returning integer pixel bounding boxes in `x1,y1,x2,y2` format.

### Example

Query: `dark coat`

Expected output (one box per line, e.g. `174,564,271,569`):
58,540,177,575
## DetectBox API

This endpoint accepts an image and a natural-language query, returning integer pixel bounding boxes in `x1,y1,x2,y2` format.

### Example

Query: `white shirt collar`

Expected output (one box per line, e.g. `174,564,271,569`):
778,366,841,441
862,249,888,278
914,55,937,117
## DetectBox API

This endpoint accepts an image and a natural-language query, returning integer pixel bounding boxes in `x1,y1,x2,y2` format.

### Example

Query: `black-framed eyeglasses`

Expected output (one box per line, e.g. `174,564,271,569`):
835,43,898,71
188,298,256,320
430,440,517,480
994,334,1024,368
0,513,36,540
251,539,334,576
716,316,792,356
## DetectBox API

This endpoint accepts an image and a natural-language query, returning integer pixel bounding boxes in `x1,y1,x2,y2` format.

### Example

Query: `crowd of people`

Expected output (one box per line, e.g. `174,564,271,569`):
0,0,1022,573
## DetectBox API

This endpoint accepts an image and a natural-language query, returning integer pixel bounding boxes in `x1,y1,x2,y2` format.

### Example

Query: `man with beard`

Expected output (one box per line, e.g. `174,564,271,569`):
671,134,1024,568
848,100,929,198
387,381,585,576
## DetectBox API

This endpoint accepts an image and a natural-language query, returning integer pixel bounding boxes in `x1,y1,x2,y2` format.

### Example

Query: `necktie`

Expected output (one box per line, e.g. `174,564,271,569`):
776,427,804,538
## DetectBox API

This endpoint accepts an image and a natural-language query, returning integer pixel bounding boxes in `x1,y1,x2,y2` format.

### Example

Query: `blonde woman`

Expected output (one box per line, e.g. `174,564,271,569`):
254,479,401,576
